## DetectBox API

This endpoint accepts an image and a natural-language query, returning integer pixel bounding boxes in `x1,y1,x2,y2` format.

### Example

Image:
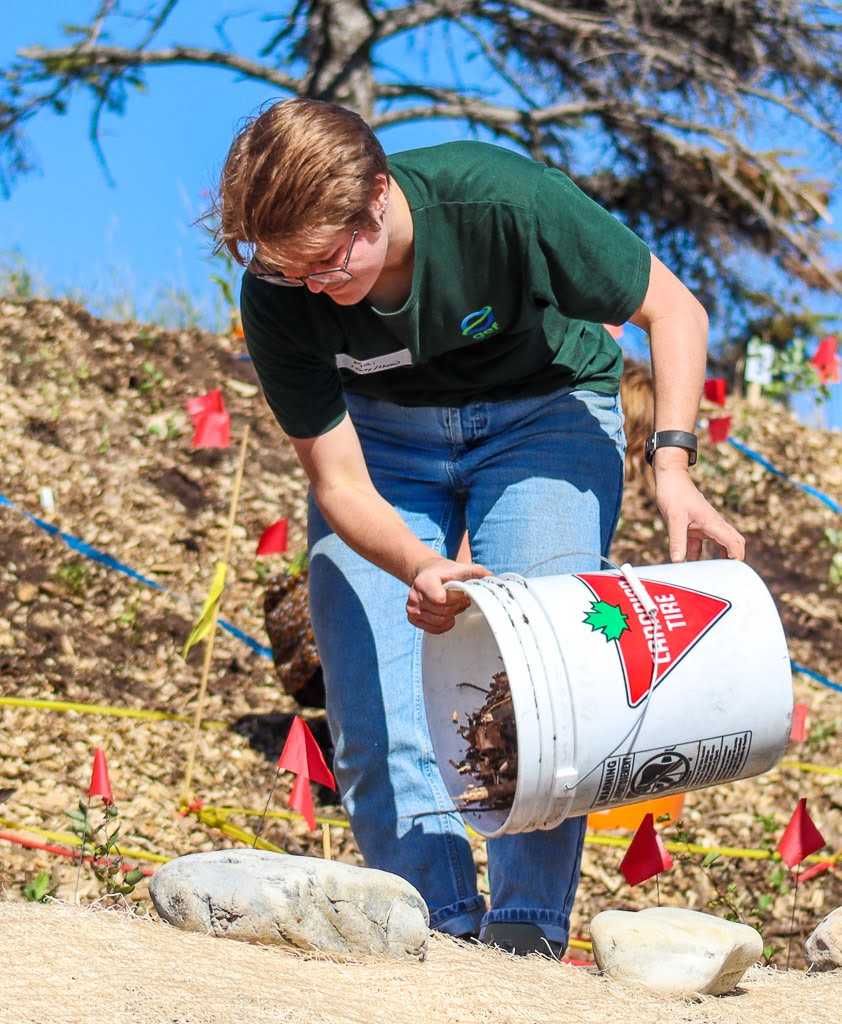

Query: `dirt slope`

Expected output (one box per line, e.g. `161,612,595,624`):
0,297,840,968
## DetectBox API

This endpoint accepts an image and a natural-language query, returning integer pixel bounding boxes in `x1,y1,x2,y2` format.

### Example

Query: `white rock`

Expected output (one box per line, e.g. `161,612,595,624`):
149,849,429,961
805,906,842,970
590,907,762,995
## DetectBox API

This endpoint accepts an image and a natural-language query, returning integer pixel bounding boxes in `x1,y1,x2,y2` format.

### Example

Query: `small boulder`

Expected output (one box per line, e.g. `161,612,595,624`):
805,907,842,971
590,907,762,995
149,849,429,961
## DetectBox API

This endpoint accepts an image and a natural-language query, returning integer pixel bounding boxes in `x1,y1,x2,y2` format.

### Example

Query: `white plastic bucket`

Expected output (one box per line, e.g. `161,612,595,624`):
422,559,792,839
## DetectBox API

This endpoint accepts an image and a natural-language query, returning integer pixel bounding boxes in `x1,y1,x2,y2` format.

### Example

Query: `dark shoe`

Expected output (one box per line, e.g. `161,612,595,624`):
480,922,563,960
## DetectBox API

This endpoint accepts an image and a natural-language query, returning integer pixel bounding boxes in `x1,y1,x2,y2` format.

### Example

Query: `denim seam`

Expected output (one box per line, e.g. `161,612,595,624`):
481,908,571,928
429,894,487,929
560,815,588,915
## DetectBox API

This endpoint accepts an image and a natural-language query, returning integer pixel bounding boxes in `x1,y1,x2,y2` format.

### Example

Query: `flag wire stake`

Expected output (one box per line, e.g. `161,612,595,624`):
181,425,250,806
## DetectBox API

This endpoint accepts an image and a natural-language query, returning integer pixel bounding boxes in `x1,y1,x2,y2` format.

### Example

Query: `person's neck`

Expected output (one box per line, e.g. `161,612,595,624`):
367,178,414,311
382,178,413,271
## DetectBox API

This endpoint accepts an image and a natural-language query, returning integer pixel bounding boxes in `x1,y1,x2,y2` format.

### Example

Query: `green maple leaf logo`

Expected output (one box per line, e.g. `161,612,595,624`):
584,600,629,642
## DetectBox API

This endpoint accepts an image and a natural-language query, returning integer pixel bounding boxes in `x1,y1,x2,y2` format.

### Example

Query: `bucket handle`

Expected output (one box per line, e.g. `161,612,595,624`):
517,550,620,578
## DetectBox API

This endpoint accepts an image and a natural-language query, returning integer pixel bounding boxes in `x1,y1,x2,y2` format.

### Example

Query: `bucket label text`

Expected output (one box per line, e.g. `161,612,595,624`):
575,573,732,707
591,732,752,808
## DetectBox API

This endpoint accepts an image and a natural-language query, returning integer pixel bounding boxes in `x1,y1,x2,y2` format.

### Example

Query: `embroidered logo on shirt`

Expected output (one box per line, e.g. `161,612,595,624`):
335,349,412,374
460,305,501,340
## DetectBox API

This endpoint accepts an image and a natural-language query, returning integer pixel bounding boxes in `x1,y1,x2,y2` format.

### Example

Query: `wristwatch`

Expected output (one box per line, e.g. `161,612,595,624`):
644,430,698,467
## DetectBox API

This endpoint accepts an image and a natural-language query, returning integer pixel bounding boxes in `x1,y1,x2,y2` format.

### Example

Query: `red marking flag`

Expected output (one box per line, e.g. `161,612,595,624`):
88,748,114,805
186,388,230,449
278,717,336,789
704,378,727,406
620,813,673,885
799,860,834,883
811,336,840,384
289,773,316,830
778,798,825,869
257,518,289,556
708,416,732,443
790,703,809,743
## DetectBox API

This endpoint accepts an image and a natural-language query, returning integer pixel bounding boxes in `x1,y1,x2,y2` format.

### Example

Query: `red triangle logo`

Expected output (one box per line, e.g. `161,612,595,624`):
575,573,731,707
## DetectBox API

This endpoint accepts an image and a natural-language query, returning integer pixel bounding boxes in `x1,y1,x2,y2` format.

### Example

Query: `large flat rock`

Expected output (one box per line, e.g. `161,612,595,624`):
149,849,429,960
806,907,842,971
591,906,762,995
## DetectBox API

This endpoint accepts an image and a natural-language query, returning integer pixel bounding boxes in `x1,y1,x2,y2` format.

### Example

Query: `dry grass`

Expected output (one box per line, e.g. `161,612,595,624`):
2,900,841,1024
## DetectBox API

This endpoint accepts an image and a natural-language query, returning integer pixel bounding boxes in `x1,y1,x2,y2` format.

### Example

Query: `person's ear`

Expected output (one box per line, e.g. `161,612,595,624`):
370,173,390,217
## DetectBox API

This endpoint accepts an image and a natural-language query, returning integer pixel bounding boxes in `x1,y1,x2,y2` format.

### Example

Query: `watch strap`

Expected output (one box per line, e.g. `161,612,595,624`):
645,430,698,467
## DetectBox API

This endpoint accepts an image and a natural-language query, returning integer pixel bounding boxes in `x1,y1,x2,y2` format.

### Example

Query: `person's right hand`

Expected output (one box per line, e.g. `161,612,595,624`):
406,557,492,633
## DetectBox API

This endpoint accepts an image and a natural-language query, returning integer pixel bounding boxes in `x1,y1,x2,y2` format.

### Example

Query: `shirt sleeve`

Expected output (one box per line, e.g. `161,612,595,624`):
533,166,651,325
240,272,347,438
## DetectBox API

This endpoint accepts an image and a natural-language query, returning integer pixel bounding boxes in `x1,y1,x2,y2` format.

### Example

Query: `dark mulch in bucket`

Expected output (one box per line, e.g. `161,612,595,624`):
453,671,518,809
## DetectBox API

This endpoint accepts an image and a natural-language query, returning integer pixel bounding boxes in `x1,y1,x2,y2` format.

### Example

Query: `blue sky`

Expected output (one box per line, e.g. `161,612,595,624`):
2,3,490,329
3,2,840,425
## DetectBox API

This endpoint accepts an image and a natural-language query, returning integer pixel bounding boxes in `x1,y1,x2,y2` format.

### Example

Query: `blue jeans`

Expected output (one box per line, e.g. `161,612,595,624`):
307,386,625,946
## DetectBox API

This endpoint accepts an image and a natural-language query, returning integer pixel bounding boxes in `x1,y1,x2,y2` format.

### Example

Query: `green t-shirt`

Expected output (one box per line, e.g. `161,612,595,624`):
241,141,651,438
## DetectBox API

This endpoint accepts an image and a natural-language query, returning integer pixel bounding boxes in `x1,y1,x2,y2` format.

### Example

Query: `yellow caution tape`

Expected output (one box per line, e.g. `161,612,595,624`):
203,804,840,866
207,804,350,829
583,831,841,865
567,938,593,953
0,816,171,864
779,758,842,779
4,698,841,789
190,805,284,853
0,695,227,728
182,561,227,659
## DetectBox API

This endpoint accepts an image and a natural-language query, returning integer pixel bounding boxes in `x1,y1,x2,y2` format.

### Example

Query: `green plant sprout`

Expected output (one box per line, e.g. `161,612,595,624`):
65,799,145,900
22,870,57,903
56,560,89,596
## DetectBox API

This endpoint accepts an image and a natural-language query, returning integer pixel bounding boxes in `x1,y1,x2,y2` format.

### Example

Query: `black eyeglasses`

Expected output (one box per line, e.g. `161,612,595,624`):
249,230,358,288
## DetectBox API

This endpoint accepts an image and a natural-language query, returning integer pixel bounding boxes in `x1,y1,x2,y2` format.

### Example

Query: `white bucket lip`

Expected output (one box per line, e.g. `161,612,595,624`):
444,578,531,837
444,575,577,837
498,573,578,829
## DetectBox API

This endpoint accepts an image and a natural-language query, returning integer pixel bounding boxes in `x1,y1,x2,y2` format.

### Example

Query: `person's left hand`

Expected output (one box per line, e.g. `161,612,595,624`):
655,465,745,562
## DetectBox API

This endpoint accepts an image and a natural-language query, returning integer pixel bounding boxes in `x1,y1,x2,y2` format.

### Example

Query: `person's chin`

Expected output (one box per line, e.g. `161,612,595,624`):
326,280,366,305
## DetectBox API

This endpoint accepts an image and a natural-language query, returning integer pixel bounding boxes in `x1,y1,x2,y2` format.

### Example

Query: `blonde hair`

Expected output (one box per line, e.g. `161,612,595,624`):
210,97,388,266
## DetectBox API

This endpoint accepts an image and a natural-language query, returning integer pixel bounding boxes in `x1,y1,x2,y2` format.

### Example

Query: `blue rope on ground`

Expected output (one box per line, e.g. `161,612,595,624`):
0,492,273,660
791,661,842,695
727,438,842,515
3,492,841,690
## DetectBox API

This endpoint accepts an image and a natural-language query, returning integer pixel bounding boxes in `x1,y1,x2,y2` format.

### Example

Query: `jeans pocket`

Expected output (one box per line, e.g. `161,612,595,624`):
568,389,626,454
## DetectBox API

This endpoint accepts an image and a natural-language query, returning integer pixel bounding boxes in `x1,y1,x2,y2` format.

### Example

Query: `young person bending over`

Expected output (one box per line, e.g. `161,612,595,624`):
213,98,744,957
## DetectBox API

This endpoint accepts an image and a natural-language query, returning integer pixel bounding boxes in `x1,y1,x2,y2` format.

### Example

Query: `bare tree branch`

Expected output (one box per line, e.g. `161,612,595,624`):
375,81,612,126
374,0,477,38
4,0,841,321
17,44,302,92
